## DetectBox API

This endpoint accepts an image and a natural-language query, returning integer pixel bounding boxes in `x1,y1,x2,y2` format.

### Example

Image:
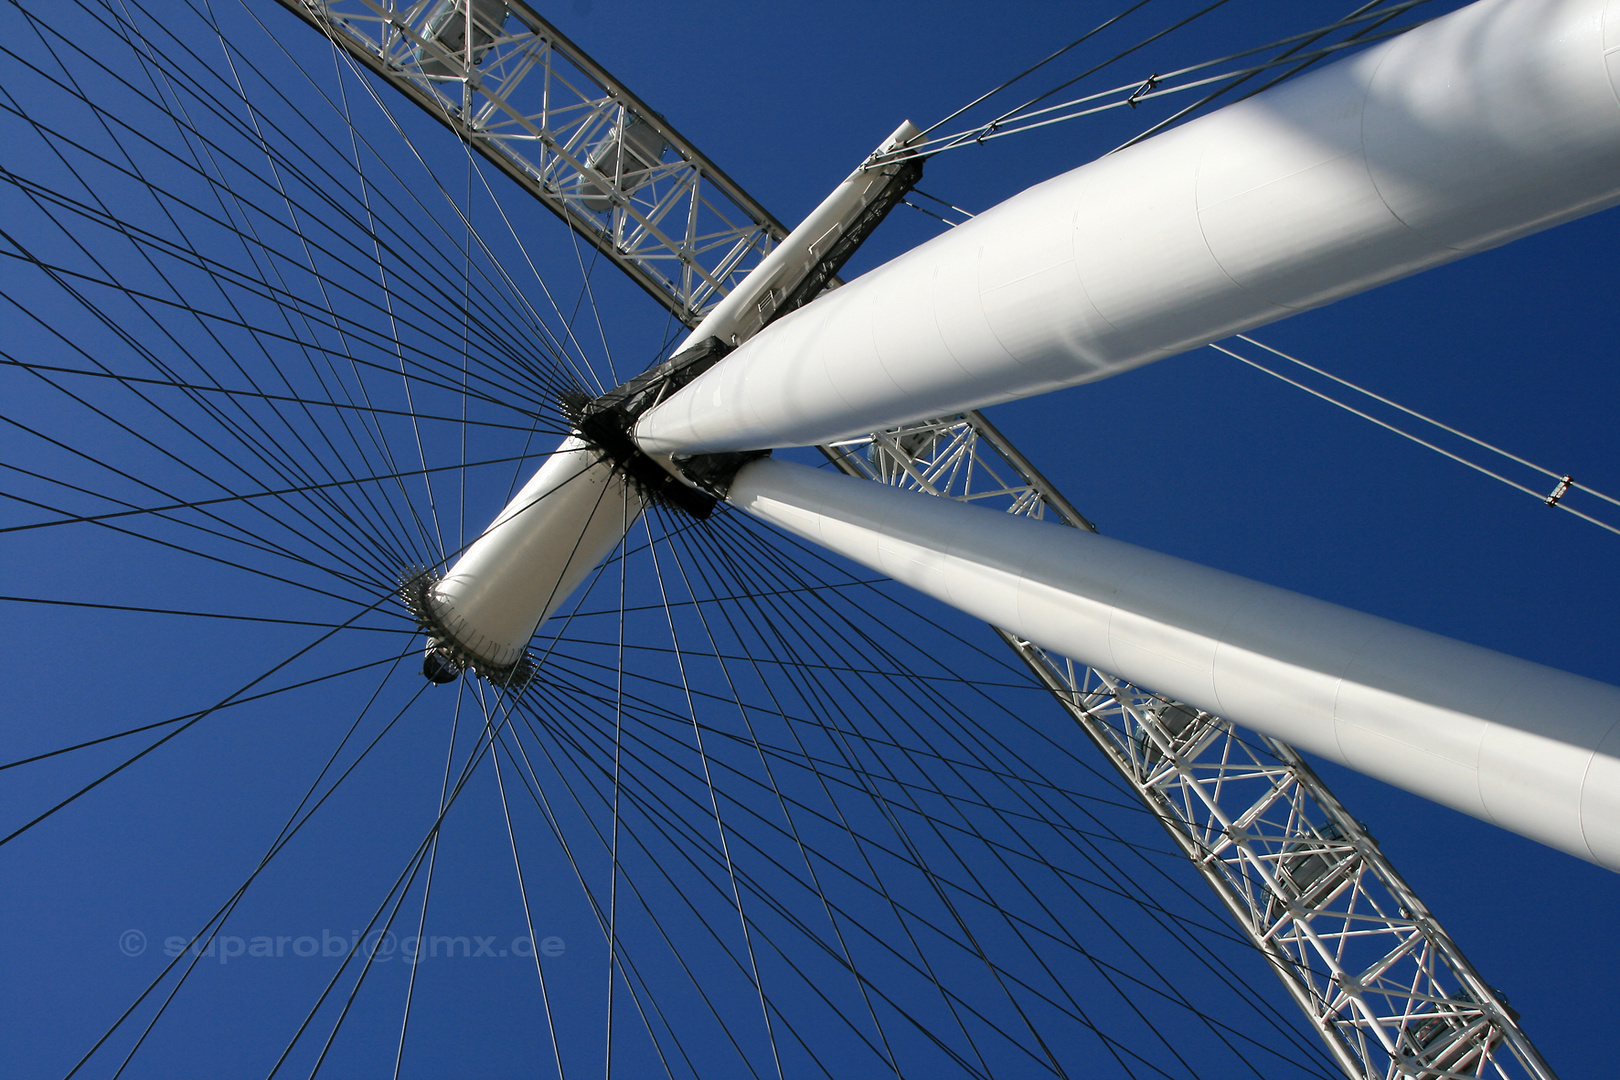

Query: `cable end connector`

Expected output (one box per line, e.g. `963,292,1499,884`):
576,337,768,518
1546,474,1574,507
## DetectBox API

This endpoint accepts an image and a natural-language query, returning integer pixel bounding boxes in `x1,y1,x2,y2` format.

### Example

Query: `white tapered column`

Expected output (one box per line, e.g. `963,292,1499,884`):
429,437,642,671
729,458,1620,870
639,0,1620,455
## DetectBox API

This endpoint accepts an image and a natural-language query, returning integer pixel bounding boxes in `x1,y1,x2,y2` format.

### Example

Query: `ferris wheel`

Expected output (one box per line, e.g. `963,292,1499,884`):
3,1,1618,1078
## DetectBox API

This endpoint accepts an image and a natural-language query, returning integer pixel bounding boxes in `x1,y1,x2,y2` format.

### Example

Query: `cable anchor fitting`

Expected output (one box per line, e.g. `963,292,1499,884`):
1545,474,1574,507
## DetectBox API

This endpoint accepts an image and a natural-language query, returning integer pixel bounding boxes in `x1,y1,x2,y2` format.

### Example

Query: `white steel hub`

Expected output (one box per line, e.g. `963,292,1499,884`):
406,435,644,685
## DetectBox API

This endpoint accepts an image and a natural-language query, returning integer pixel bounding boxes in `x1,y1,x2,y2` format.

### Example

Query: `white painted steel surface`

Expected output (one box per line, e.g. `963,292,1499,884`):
730,457,1620,871
638,0,1620,454
675,120,922,353
429,437,642,670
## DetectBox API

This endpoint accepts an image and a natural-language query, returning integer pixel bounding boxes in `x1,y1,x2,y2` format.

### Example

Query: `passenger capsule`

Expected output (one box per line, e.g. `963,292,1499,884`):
413,0,507,78
570,113,667,213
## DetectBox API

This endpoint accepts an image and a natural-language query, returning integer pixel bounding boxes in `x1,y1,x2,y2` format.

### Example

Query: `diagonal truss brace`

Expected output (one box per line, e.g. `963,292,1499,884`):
824,413,1556,1080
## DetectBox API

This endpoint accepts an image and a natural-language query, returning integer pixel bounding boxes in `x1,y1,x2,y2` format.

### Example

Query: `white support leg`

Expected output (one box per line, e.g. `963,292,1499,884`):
729,456,1620,870
638,0,1620,455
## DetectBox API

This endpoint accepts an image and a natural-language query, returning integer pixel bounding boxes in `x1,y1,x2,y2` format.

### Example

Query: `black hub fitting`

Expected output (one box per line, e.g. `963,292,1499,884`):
566,336,768,520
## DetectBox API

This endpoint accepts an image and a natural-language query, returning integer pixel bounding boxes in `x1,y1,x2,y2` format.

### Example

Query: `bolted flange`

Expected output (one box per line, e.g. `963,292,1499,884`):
400,567,535,688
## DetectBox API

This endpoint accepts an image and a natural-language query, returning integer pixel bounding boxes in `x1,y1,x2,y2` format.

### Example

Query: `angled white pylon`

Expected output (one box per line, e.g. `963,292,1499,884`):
729,457,1620,871
637,0,1620,455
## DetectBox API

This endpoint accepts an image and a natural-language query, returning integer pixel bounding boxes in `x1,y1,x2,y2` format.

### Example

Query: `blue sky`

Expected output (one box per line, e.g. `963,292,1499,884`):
3,1,1616,1077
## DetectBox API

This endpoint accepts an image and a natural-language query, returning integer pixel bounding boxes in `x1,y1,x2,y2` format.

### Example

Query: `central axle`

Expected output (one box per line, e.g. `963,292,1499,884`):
404,337,756,686
401,121,924,685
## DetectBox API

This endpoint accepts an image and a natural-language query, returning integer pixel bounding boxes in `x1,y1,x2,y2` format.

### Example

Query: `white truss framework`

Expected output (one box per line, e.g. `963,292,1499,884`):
273,4,1560,1075
276,0,789,320
825,414,1555,1080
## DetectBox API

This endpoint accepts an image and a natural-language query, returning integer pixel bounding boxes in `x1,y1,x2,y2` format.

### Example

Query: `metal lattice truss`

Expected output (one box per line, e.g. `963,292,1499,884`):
822,411,1095,528
827,414,1554,1080
276,0,788,320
